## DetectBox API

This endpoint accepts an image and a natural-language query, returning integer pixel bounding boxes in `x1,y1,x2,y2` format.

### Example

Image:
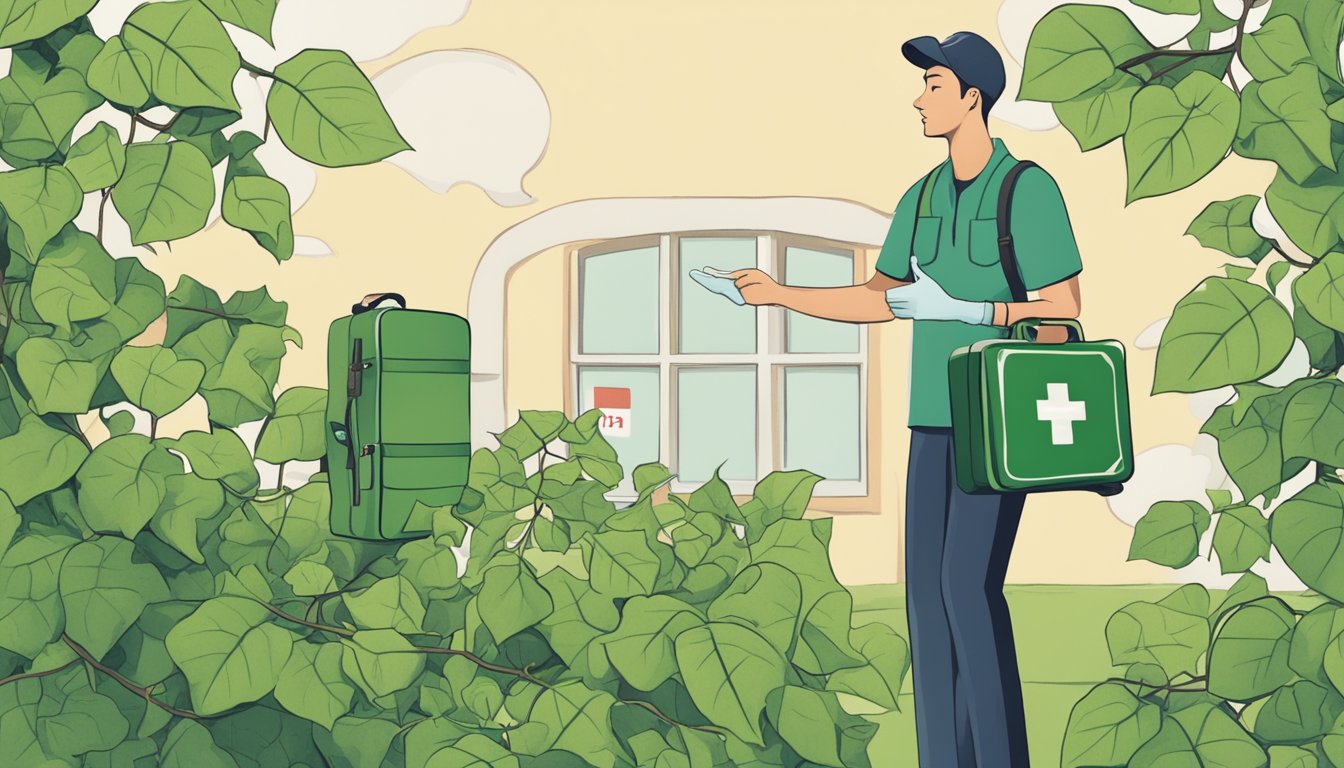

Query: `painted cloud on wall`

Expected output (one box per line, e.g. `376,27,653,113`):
372,50,551,206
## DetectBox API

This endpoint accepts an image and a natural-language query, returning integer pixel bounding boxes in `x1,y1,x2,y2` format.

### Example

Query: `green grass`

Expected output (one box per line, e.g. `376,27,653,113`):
847,583,1320,768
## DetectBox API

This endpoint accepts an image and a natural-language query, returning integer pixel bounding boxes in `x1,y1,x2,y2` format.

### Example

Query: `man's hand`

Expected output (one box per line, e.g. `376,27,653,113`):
728,268,779,306
885,256,992,324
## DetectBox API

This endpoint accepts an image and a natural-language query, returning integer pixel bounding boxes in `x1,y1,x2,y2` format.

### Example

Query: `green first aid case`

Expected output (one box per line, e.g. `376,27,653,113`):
325,293,472,540
943,158,1133,496
949,319,1134,496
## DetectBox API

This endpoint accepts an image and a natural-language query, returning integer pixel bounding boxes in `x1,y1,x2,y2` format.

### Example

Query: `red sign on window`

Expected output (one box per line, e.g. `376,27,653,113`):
593,386,631,437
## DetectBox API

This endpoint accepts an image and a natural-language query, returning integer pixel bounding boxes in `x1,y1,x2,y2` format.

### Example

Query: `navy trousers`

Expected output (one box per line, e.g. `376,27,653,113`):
905,426,1030,767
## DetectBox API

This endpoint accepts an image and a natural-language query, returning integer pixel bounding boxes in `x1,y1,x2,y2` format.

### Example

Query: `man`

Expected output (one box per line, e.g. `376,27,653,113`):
690,30,1083,767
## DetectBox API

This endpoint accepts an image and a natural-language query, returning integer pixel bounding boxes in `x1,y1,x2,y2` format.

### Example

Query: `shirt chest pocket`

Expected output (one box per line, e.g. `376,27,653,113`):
912,216,941,265
968,217,1002,267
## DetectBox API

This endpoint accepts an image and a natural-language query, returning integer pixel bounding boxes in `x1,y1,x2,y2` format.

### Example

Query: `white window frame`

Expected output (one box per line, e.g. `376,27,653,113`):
569,230,868,500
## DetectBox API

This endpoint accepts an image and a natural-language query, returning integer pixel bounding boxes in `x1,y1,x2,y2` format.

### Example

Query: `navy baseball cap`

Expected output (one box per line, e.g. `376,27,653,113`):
902,31,1006,110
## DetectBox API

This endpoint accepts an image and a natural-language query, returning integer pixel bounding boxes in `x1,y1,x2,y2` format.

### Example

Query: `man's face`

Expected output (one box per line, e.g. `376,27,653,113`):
912,65,978,137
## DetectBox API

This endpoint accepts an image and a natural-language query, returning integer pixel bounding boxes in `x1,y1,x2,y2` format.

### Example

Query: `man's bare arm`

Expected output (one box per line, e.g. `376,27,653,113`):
989,274,1081,325
731,268,905,323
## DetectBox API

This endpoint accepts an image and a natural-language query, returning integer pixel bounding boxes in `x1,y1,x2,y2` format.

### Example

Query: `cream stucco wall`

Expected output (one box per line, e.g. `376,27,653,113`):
151,0,1275,586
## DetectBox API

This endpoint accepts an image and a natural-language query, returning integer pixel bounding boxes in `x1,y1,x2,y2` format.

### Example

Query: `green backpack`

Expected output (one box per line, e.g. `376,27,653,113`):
324,293,472,540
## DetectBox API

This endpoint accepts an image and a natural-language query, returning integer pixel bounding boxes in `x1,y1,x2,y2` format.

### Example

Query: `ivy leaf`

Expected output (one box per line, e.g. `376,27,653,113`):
1265,142,1344,258
199,0,277,45
1212,505,1271,574
740,469,820,542
675,622,789,746
1170,702,1267,766
111,344,205,419
1272,480,1344,602
0,413,88,505
1253,681,1342,743
64,121,126,192
1264,0,1344,87
1053,70,1143,152
1295,252,1344,332
0,165,84,261
1234,65,1335,185
707,562,801,656
583,529,660,598
0,532,78,657
274,641,354,730
1208,597,1296,700
0,492,17,561
408,732,515,768
113,141,216,245
150,472,225,563
15,336,102,414
266,49,411,167
30,225,118,329
0,1,96,47
343,575,426,634
1060,683,1161,768
160,427,260,496
825,621,910,712
1019,5,1151,102
604,594,706,692
1281,379,1344,468
476,553,553,642
283,559,337,597
765,685,876,768
1124,71,1239,203
254,386,326,463
1153,277,1294,394
222,284,287,327
1127,500,1210,568
121,0,241,110
1241,15,1313,80
159,719,237,768
1185,196,1272,263
509,680,629,768
197,323,291,427
1202,385,1310,503
0,68,101,167
59,537,169,659
165,595,296,715
33,664,129,760
339,629,425,702
76,434,183,538
1106,599,1210,678
86,35,152,109
1125,718,1197,768
222,172,293,262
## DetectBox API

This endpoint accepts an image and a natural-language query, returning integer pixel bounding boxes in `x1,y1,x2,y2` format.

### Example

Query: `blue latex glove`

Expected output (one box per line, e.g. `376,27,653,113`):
689,266,746,306
886,256,992,324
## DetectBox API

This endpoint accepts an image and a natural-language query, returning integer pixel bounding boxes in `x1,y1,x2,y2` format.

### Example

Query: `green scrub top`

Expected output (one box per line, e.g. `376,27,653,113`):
875,137,1083,428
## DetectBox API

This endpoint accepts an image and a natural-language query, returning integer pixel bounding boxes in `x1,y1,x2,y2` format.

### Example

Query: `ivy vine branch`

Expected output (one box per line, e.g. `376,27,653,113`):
1105,673,1209,694
1115,0,1258,92
61,633,201,720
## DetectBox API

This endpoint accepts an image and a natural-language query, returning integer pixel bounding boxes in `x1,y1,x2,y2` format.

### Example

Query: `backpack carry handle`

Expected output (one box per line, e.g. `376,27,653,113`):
352,293,406,314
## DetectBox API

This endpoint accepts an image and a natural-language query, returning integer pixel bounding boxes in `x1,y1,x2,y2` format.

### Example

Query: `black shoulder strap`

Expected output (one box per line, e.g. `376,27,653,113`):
997,160,1037,303
905,168,938,278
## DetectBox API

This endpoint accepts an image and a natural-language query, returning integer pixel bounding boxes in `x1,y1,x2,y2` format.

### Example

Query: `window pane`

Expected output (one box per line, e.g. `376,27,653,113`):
678,237,756,354
581,246,659,354
676,366,756,483
782,366,860,481
577,366,660,494
784,246,859,354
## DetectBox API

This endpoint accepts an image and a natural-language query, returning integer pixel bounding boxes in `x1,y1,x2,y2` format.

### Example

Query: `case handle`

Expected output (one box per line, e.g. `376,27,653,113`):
1010,318,1084,343
352,293,406,314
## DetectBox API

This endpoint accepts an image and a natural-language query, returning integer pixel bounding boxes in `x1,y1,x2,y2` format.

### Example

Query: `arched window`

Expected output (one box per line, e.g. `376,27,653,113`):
569,230,869,500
